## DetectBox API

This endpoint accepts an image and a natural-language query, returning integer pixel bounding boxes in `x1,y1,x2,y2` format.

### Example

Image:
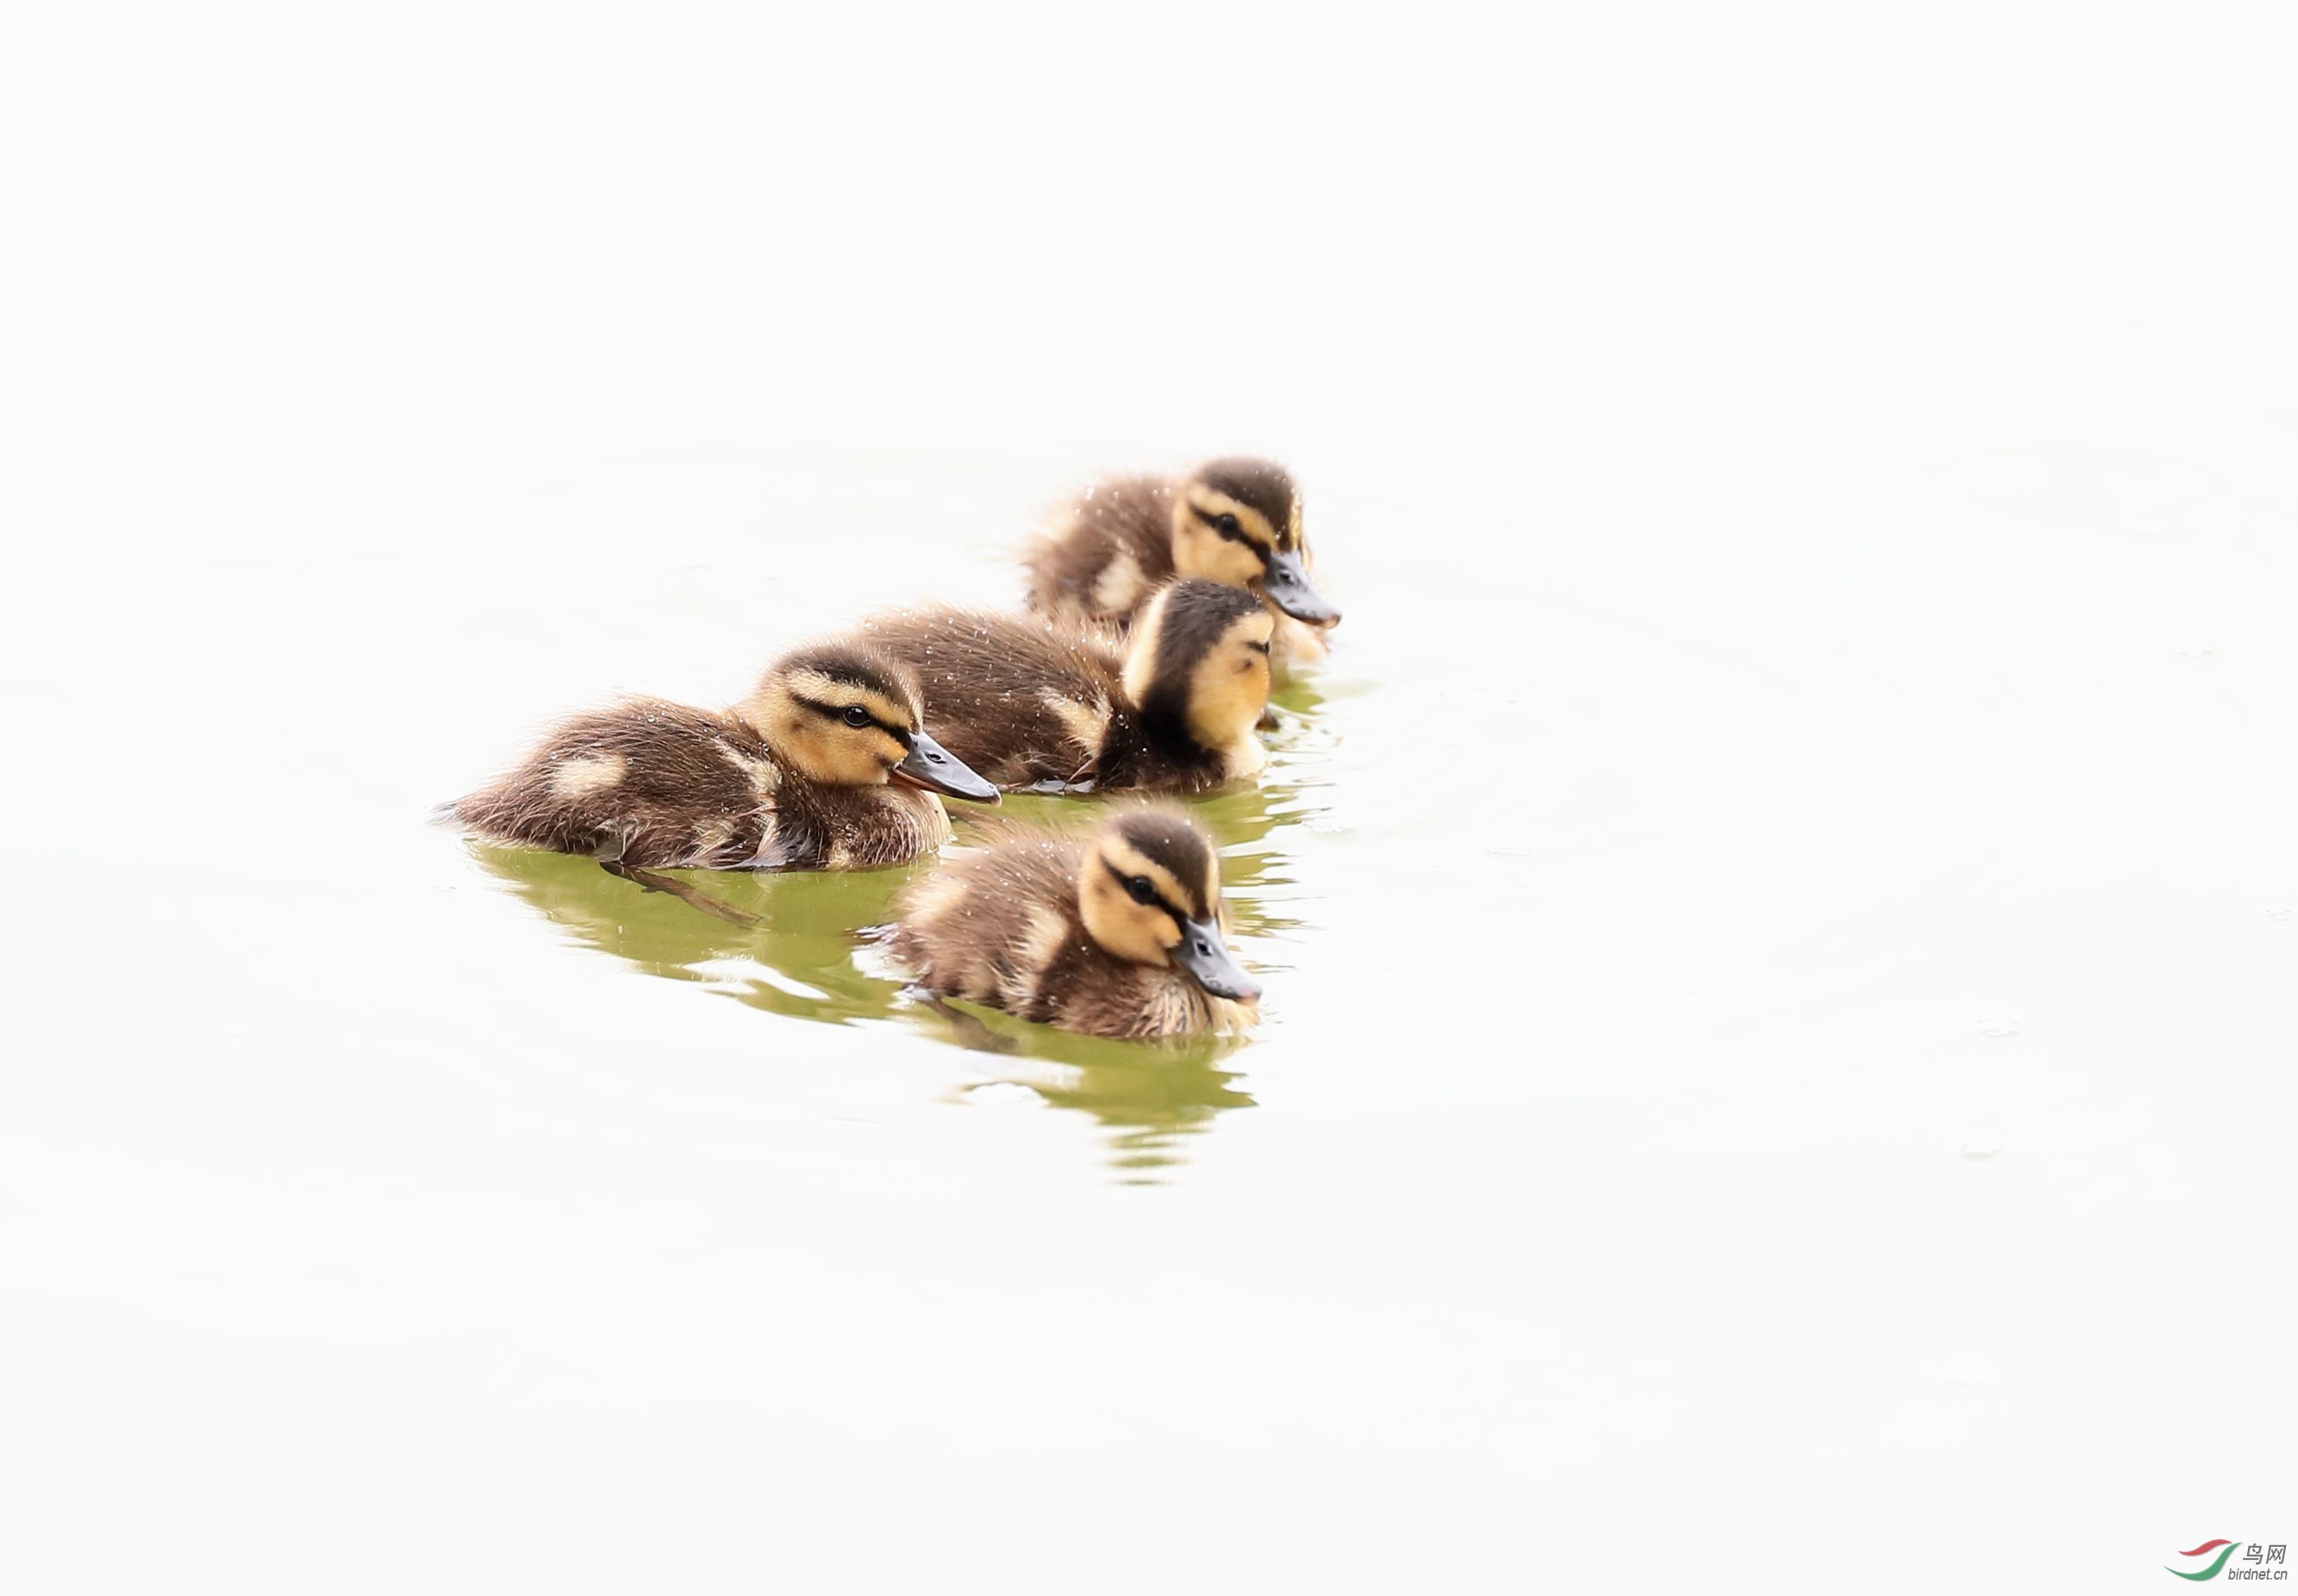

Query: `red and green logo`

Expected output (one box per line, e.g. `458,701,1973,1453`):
2169,1543,2243,1580
2170,1541,2242,1580
2167,1540,2289,1580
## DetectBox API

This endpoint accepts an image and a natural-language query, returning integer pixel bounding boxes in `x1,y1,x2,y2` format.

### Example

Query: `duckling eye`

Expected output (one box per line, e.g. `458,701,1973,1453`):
1125,876,1157,905
1213,513,1242,539
840,705,872,729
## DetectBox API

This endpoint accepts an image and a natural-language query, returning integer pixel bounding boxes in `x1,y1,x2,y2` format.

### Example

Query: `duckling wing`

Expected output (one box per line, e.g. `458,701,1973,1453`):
888,829,1084,1011
450,698,773,870
1023,474,1176,627
760,781,952,871
859,607,1123,789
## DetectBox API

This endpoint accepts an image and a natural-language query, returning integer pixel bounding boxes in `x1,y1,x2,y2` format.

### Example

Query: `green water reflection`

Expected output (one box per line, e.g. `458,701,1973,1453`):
463,674,1336,1175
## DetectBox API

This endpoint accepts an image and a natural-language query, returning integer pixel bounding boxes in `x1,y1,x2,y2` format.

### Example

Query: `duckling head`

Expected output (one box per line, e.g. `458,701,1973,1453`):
1121,579,1277,770
1078,808,1260,1001
1169,457,1339,627
739,643,1000,802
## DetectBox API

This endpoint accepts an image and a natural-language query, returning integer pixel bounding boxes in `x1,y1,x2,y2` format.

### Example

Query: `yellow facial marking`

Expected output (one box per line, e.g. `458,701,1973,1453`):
742,675,911,788
1183,611,1276,768
1100,838,1192,920
1170,487,1276,589
1077,835,1189,968
784,670,914,732
1183,486,1278,552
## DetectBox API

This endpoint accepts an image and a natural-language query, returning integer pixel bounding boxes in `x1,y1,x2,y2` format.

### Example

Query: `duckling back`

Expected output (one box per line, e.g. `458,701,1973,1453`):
450,699,777,869
447,698,953,870
888,825,1084,1013
1023,474,1177,629
861,588,1271,795
858,606,1130,789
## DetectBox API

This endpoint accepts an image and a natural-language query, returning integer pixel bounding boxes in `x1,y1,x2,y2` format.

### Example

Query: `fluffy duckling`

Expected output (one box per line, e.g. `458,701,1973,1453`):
859,578,1274,794
446,642,999,870
888,807,1260,1039
1024,458,1339,671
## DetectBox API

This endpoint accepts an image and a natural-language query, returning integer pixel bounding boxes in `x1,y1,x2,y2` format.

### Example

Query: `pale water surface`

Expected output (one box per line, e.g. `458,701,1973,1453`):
9,446,2295,1595
5,5,2297,1591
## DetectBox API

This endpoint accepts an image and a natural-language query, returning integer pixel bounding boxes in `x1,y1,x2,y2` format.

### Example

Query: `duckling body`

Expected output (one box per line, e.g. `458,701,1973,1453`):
1024,458,1339,675
859,579,1274,794
889,809,1259,1039
1025,472,1183,621
446,643,997,871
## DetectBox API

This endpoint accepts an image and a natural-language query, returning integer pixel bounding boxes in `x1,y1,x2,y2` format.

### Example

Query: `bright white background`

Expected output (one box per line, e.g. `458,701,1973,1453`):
3,3,2294,1592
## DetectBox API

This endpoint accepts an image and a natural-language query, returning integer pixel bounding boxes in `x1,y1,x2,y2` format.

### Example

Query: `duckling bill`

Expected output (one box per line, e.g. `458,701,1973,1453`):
445,643,998,871
888,807,1260,1039
859,578,1274,794
1025,457,1339,673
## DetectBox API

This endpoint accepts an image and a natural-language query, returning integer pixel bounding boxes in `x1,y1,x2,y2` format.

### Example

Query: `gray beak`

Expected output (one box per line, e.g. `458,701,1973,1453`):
890,730,1001,804
1169,918,1261,1002
1260,549,1339,626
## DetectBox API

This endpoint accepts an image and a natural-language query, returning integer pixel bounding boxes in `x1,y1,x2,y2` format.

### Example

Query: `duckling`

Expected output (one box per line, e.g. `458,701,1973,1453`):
887,807,1261,1039
1023,458,1340,673
859,578,1274,794
445,642,999,871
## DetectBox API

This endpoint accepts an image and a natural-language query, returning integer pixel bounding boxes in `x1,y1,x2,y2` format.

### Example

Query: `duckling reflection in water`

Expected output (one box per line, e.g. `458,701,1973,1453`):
468,843,927,1021
445,641,999,874
469,842,1258,1168
1024,457,1339,678
859,579,1274,795
949,1036,1257,1181
885,807,1260,1040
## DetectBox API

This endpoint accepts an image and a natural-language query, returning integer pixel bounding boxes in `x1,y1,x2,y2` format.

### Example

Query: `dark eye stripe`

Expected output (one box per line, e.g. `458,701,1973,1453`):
1193,504,1273,554
792,695,908,739
1101,857,1190,925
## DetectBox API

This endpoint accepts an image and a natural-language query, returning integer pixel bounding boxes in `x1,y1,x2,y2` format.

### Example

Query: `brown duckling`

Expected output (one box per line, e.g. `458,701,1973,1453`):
859,577,1274,794
887,807,1260,1039
1023,457,1339,671
446,642,999,870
